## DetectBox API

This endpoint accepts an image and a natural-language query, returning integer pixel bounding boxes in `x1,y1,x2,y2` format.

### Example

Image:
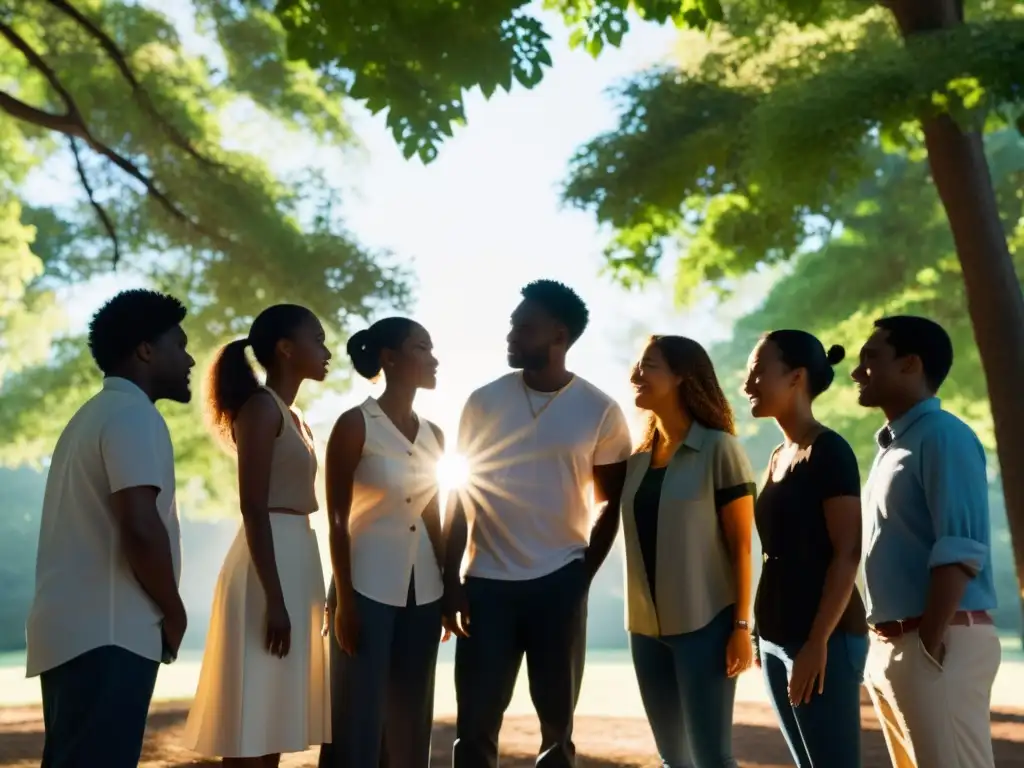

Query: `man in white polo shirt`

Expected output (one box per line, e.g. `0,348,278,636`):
442,280,632,768
26,289,195,768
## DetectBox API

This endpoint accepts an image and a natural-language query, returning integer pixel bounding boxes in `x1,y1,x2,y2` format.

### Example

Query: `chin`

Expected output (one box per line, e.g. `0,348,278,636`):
169,386,192,404
312,367,329,383
748,399,768,418
633,392,653,410
422,375,437,391
506,354,524,370
856,388,876,407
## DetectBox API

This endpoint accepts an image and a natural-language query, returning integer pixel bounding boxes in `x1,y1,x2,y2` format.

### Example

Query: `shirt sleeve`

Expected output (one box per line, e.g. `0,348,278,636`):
811,431,862,500
100,409,167,495
594,403,633,467
456,395,478,456
920,425,990,574
712,432,757,508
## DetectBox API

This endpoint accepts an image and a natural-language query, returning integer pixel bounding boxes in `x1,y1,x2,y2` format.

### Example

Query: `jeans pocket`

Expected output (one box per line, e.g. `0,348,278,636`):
917,636,945,673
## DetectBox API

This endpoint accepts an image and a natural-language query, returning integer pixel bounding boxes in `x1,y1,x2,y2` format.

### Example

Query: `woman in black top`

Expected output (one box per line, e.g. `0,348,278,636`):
743,330,868,768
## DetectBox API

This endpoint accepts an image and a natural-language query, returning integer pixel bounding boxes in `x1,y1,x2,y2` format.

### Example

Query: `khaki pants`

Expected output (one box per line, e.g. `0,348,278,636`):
865,623,1001,768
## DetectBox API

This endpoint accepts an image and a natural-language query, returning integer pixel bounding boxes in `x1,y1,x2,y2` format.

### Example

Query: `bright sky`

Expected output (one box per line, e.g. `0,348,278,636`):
23,1,768,448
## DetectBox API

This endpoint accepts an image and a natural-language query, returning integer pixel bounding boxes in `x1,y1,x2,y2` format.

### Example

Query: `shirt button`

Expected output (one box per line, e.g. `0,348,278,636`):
410,525,416,532
407,450,413,456
405,497,412,503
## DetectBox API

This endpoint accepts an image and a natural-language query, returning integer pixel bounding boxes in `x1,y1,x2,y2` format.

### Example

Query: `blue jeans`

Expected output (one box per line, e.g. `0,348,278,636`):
629,606,738,768
759,632,868,768
40,645,160,768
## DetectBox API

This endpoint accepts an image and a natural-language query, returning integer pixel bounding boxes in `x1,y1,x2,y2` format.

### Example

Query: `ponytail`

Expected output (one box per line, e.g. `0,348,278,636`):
205,338,259,444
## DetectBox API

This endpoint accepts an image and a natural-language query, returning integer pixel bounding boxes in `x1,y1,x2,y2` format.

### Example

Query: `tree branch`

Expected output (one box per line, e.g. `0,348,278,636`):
68,136,121,267
43,0,220,170
0,18,223,263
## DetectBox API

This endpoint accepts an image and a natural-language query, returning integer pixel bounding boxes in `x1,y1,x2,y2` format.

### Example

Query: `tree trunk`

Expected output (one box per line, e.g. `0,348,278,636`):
890,0,1024,636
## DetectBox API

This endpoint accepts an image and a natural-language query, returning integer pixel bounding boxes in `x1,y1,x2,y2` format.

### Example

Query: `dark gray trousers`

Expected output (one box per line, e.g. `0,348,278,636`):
453,559,589,768
319,578,442,768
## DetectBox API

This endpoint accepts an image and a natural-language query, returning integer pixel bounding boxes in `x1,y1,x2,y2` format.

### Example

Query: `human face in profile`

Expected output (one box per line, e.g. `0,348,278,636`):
150,325,196,403
383,323,439,390
630,341,681,412
506,300,561,371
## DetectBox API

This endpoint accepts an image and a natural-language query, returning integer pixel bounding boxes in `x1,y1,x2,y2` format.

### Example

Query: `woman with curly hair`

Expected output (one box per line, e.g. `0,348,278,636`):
620,335,757,768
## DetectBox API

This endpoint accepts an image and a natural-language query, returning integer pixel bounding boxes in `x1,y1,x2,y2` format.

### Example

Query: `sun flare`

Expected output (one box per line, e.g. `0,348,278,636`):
436,451,471,493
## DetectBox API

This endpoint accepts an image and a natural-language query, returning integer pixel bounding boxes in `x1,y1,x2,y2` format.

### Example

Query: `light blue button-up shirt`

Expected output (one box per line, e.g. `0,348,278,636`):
863,397,997,624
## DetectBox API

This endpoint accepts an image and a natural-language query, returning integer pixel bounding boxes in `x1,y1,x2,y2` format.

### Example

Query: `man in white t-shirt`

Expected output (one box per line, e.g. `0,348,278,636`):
442,280,632,768
26,289,194,768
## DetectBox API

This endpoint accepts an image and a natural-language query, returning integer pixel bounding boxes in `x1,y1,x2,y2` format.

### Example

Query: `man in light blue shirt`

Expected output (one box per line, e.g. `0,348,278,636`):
855,315,1001,768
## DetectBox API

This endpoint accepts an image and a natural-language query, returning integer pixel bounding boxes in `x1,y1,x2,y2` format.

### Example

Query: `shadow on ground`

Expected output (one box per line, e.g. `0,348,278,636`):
2,698,1022,768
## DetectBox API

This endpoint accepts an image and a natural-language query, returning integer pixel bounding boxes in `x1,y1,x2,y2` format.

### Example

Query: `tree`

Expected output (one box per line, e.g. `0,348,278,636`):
270,0,1024,600
0,0,408,513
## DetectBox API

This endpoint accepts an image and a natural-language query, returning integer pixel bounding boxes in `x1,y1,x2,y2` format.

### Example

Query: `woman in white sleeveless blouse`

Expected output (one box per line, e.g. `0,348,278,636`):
318,317,447,768
182,304,333,766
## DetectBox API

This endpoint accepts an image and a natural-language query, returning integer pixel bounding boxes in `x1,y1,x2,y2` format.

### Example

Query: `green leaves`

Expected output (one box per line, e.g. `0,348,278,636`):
1,0,407,514
273,0,740,162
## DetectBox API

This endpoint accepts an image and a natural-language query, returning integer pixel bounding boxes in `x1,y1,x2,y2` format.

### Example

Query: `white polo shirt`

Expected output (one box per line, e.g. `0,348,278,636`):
458,372,632,581
25,377,182,677
348,397,445,607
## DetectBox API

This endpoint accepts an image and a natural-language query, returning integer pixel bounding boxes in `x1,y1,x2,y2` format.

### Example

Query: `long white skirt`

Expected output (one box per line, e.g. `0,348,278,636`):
181,513,331,757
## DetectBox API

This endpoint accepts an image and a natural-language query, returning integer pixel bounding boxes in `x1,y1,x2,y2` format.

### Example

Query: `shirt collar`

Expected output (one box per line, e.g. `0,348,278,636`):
877,396,941,447
682,421,708,451
362,397,386,418
102,376,153,403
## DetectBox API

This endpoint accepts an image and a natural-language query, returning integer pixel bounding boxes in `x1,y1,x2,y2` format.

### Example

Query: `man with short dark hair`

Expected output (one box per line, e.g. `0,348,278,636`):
854,315,1000,768
27,289,195,768
442,280,632,768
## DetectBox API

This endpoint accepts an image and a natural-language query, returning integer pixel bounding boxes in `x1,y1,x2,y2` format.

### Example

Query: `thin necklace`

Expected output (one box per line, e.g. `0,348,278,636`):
521,373,572,420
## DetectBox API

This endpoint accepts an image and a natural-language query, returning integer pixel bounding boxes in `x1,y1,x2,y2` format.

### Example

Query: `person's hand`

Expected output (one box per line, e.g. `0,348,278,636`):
321,601,330,638
334,592,360,656
918,625,947,668
441,581,470,638
726,627,753,678
789,636,828,705
161,602,187,662
265,598,291,658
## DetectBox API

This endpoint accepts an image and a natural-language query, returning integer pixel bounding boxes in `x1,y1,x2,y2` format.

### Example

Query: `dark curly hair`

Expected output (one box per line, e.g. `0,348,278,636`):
520,279,589,345
87,289,187,375
637,335,736,452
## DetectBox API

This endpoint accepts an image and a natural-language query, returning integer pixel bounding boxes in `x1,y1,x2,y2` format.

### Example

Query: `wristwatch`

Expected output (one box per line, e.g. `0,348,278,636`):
735,620,750,631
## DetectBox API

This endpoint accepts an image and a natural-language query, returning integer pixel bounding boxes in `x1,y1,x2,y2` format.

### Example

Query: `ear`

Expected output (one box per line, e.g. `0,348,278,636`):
275,337,295,360
379,346,396,370
135,341,154,364
789,367,807,390
901,354,924,378
553,322,570,348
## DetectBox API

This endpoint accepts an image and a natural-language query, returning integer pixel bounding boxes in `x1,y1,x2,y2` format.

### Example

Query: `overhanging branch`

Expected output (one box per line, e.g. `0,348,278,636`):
68,136,121,266
0,18,221,265
44,0,220,170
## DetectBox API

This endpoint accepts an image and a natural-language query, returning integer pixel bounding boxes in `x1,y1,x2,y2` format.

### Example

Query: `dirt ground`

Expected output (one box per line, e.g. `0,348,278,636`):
1,694,1022,767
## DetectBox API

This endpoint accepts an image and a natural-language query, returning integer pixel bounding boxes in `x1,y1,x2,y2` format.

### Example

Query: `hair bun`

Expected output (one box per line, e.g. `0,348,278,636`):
825,344,846,366
346,328,382,380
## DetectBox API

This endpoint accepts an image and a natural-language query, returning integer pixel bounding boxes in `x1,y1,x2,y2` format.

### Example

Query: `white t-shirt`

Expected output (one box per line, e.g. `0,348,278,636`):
457,372,632,581
25,377,182,677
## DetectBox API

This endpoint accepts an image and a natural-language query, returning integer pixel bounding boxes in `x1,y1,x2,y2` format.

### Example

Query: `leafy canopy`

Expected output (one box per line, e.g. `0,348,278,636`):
0,0,408,513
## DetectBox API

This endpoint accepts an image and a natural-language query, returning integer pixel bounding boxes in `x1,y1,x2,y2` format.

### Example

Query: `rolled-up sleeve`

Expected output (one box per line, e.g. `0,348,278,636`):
712,433,757,508
921,427,990,574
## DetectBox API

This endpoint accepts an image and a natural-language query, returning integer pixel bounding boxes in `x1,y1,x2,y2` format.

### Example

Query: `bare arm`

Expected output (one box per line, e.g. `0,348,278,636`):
442,498,468,590
110,486,184,624
808,496,862,644
585,461,627,579
721,495,755,623
325,408,366,604
235,392,287,609
424,423,446,572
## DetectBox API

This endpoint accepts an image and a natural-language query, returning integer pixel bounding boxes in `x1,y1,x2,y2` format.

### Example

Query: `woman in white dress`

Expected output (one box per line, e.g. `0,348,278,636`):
182,304,333,767
318,317,447,768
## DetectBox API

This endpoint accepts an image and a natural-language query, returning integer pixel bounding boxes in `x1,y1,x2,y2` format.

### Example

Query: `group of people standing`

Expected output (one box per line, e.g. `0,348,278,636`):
25,279,1000,768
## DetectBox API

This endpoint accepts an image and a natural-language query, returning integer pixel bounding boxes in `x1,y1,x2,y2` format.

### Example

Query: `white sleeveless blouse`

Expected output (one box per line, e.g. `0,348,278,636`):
348,397,444,607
